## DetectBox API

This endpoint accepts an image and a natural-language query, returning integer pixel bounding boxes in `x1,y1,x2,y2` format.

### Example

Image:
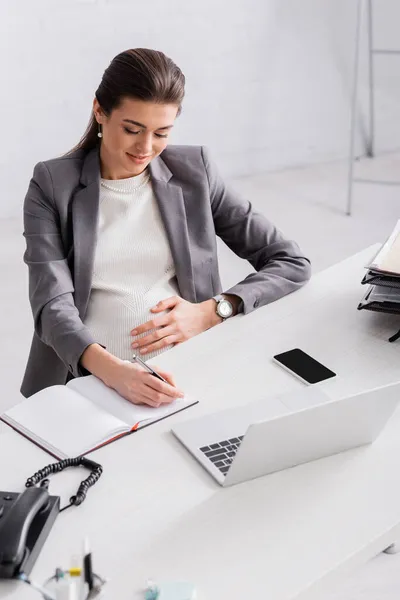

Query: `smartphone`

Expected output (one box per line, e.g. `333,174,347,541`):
272,348,336,385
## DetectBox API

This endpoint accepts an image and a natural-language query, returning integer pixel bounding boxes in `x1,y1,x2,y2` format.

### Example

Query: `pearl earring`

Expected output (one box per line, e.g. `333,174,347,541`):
97,124,103,139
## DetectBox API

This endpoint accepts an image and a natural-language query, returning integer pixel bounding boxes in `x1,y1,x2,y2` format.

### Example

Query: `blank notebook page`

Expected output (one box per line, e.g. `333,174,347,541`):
4,386,126,458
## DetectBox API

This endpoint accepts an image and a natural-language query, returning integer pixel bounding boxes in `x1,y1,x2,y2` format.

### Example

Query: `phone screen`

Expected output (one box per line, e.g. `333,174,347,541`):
273,349,336,384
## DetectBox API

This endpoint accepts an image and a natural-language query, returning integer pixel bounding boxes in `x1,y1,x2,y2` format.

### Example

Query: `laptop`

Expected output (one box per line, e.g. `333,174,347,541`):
172,382,400,487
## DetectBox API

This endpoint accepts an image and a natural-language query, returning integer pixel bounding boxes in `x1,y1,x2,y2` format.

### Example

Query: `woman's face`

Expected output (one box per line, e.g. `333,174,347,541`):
93,97,179,179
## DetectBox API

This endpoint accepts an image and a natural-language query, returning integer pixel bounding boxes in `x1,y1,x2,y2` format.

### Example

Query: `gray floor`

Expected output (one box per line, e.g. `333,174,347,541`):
1,153,400,598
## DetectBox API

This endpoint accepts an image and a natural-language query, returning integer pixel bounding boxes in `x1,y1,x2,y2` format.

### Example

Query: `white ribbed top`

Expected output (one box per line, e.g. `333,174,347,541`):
84,169,179,362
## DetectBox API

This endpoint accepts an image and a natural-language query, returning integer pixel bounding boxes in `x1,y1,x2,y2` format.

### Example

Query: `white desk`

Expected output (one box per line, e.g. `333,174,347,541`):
1,245,400,600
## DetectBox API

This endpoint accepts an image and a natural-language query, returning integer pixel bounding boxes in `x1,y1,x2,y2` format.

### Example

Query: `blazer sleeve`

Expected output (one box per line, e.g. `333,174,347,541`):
201,146,311,314
23,162,96,376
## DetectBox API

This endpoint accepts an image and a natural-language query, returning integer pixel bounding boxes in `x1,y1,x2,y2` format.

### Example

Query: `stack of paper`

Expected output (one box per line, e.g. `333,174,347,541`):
369,219,400,276
357,220,400,329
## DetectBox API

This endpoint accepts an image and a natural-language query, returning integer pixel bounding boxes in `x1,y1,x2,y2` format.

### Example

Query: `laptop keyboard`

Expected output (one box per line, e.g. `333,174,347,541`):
200,436,244,476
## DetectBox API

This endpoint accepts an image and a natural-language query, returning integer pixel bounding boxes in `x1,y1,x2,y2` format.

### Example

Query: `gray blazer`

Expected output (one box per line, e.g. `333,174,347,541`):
21,145,311,397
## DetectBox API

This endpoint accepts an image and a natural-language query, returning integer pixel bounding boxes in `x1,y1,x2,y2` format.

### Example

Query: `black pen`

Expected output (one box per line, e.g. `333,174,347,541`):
84,537,94,592
131,353,168,384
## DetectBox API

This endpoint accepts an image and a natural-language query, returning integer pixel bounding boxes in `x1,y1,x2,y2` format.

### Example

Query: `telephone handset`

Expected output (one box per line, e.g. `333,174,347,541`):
0,487,59,578
0,455,102,581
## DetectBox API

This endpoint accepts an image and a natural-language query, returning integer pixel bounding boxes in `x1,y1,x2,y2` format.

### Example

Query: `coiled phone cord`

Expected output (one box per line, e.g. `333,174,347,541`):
25,456,103,512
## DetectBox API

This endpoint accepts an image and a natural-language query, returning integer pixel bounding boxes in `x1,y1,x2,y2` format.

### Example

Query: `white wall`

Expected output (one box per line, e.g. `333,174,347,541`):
1,0,400,218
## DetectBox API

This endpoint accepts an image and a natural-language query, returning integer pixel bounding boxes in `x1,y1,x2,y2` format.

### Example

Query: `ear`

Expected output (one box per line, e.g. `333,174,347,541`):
93,98,105,124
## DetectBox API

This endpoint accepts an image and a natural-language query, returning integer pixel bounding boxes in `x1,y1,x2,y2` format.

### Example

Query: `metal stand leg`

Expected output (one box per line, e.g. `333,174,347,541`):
346,1,400,213
367,0,375,157
347,0,365,216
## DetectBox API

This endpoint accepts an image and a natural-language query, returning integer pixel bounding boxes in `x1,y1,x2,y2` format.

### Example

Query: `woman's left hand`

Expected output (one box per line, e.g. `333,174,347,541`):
131,296,222,355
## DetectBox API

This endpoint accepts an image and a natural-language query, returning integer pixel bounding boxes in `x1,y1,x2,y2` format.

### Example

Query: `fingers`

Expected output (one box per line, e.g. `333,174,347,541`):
134,387,174,408
150,296,181,313
131,326,175,351
157,369,178,388
128,395,157,408
126,380,175,408
135,391,170,408
131,314,170,336
135,336,178,356
143,372,184,398
118,363,184,408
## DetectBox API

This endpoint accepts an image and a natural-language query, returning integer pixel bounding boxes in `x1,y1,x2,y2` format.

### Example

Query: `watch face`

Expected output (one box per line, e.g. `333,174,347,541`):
218,300,233,318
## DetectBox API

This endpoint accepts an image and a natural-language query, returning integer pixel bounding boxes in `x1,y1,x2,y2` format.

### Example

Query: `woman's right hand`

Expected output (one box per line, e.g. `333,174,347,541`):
106,360,184,407
80,344,184,408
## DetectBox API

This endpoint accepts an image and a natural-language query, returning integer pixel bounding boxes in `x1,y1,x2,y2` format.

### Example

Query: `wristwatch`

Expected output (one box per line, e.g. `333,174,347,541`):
213,294,234,320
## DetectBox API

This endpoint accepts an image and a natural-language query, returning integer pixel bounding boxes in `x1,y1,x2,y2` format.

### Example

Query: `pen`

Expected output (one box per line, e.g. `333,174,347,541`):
83,537,94,592
132,353,168,384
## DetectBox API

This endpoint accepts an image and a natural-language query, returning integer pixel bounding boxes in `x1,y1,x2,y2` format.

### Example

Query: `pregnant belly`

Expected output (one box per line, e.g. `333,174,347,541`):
84,282,180,362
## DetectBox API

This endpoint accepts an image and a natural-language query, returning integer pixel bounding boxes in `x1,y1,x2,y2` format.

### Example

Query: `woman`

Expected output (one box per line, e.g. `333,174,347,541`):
22,48,311,405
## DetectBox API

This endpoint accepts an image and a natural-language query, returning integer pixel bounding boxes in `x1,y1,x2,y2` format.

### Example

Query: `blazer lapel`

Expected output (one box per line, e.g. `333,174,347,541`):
72,148,100,316
72,149,196,317
150,156,196,302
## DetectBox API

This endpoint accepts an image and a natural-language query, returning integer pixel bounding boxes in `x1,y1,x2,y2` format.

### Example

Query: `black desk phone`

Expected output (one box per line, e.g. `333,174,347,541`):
0,486,59,578
0,455,102,584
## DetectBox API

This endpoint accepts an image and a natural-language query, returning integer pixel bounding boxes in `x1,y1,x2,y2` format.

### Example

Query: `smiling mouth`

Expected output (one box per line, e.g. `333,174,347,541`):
127,153,151,160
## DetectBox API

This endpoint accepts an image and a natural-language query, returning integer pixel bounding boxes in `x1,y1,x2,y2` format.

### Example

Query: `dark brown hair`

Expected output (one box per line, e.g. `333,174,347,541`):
68,48,185,154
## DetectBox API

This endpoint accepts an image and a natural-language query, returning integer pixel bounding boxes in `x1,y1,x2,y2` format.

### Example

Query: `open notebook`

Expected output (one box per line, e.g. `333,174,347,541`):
1,375,197,459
